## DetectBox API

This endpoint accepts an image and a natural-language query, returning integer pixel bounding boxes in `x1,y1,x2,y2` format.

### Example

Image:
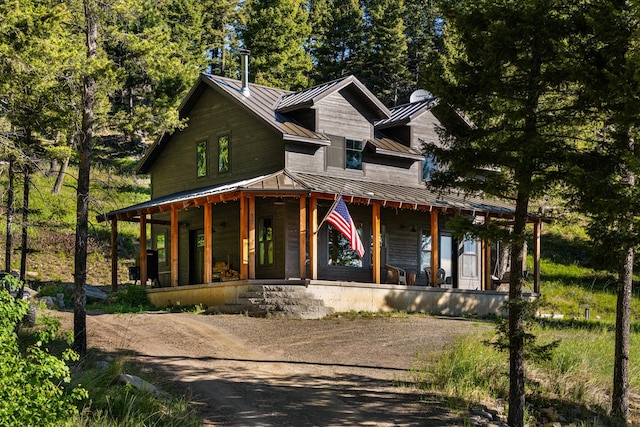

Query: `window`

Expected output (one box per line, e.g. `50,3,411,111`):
157,233,166,264
346,139,362,170
422,154,436,181
218,135,229,173
258,217,273,266
196,141,207,177
461,237,478,277
327,224,363,267
420,231,431,272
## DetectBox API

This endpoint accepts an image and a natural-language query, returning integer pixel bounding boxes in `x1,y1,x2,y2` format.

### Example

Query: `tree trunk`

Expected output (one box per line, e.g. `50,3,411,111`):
19,165,30,285
612,245,632,422
52,156,69,194
74,0,97,357
612,133,634,423
507,189,529,427
5,156,14,273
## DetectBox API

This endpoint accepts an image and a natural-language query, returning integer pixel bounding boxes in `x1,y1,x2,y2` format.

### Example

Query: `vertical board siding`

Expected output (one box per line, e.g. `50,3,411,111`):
149,89,284,199
316,92,372,140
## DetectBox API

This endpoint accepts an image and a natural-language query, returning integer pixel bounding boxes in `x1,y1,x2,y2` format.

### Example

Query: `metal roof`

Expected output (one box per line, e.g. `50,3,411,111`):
276,75,392,120
98,169,515,222
367,137,424,160
375,100,434,129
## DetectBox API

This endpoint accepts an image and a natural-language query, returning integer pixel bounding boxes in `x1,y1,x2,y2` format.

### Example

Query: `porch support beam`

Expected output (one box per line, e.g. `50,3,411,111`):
140,214,147,287
203,203,213,283
239,195,248,280
483,215,492,291
299,196,307,279
372,201,381,284
309,196,318,280
111,219,118,291
533,220,541,293
171,207,179,286
430,210,439,287
249,195,256,279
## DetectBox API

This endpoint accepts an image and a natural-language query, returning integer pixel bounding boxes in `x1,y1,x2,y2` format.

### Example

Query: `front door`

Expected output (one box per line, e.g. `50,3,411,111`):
189,229,204,284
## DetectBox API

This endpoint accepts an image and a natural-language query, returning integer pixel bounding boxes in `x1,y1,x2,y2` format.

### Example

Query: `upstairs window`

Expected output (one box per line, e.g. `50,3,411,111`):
218,135,229,173
346,139,363,170
196,141,207,177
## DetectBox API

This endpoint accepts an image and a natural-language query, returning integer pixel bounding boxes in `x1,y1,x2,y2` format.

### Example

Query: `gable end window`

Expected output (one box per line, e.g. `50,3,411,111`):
196,140,207,177
218,135,230,173
346,139,363,170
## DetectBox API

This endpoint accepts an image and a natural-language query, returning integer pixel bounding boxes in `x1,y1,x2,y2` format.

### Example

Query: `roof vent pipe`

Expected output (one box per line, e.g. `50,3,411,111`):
239,49,250,97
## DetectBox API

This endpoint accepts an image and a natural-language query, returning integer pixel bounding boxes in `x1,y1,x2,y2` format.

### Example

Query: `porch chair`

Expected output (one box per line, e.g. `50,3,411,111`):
424,267,446,286
384,264,407,285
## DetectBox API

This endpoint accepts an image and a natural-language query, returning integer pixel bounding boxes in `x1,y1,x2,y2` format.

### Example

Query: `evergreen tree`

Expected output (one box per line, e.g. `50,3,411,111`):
238,0,313,90
309,0,365,82
426,2,586,425
404,0,440,99
103,0,200,143
201,0,239,75
569,1,640,422
360,0,409,105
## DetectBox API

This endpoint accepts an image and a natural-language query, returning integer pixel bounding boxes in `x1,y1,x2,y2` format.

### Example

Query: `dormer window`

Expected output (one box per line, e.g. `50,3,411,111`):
346,139,363,170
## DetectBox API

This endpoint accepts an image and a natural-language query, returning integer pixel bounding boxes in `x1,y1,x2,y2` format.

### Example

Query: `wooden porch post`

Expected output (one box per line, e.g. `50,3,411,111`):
309,196,317,280
372,202,381,284
140,214,147,287
533,220,541,294
299,195,307,279
203,203,213,283
111,218,118,291
249,195,256,279
239,195,248,280
430,210,439,287
483,215,492,291
171,207,179,286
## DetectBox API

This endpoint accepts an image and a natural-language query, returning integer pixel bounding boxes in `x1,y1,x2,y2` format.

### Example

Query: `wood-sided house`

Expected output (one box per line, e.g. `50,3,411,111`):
99,57,542,312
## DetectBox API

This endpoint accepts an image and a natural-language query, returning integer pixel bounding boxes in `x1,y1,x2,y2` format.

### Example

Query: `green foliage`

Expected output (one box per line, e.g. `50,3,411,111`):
68,356,200,427
89,285,153,313
0,288,87,426
239,0,313,90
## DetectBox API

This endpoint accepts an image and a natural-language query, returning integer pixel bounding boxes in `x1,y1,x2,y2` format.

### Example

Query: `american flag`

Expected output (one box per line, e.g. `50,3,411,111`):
326,198,365,257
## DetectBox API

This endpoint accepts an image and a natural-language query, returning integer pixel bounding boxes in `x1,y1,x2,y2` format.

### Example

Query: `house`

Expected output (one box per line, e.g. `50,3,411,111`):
98,53,542,315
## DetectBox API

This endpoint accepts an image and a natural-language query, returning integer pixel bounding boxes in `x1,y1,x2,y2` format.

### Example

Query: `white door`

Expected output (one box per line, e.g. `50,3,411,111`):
458,237,481,290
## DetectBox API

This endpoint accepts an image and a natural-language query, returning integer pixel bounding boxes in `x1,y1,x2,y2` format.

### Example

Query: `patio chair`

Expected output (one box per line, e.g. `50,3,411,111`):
424,267,446,286
385,264,407,285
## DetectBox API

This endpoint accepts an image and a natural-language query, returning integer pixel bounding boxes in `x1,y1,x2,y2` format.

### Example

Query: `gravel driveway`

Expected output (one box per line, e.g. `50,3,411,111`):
63,311,493,426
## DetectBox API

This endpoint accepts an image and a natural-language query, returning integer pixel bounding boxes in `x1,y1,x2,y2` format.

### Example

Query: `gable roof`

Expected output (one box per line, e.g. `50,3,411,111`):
137,74,333,174
276,75,391,120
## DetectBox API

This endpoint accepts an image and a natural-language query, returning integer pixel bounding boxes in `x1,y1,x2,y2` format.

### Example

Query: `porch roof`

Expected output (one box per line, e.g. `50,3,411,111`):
97,169,517,222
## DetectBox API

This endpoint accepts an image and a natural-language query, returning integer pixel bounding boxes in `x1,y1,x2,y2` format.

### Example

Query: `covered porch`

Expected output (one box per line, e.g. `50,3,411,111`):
97,169,543,296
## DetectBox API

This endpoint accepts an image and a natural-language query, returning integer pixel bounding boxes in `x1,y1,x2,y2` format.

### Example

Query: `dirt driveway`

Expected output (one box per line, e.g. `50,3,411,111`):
60,311,493,426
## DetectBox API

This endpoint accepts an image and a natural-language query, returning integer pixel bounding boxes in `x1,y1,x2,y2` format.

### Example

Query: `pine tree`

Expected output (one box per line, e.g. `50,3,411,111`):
238,0,313,90
426,2,586,425
568,1,640,422
404,0,440,99
201,0,239,75
360,0,409,105
309,0,365,82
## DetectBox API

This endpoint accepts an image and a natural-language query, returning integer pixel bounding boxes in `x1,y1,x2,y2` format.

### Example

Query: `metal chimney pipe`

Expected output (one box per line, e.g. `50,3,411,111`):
238,49,250,96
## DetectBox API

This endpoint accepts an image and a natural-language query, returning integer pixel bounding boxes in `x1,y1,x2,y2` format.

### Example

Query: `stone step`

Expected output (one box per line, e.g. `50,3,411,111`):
206,284,333,319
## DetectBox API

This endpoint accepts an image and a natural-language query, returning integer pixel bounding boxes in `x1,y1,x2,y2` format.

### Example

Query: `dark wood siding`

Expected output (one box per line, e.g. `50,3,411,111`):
149,89,285,199
284,199,301,278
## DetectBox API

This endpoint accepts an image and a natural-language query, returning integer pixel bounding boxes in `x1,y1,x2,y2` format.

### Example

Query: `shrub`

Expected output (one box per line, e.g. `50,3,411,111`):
0,286,87,426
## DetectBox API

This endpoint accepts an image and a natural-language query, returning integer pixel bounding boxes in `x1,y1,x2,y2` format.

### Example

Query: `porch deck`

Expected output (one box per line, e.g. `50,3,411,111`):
145,280,538,317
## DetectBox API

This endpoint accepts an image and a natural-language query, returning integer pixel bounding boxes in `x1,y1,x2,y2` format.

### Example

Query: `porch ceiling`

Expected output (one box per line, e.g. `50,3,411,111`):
97,169,518,223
